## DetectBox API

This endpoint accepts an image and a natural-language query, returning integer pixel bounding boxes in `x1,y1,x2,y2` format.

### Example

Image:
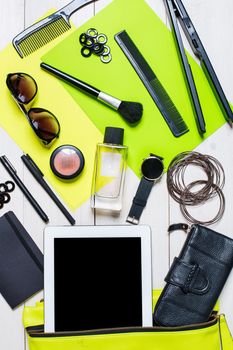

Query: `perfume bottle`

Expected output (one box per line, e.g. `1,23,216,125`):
91,127,128,211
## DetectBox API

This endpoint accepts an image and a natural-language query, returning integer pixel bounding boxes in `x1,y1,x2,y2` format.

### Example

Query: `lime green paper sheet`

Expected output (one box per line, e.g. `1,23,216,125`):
0,28,102,210
43,0,232,175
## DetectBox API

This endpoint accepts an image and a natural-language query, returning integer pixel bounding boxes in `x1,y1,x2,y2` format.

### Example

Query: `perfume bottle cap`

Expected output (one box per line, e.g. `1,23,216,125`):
104,127,124,145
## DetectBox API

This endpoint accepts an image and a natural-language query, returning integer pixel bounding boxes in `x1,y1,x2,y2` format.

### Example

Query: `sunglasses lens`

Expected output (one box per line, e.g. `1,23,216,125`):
28,108,60,143
7,73,37,104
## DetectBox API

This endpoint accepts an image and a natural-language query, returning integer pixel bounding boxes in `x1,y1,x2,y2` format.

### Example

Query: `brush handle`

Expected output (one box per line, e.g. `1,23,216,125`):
40,62,122,110
62,0,96,19
41,62,100,97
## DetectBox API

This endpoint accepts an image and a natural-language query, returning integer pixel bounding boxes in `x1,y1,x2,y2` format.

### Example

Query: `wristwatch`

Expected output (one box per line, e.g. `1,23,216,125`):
126,153,164,225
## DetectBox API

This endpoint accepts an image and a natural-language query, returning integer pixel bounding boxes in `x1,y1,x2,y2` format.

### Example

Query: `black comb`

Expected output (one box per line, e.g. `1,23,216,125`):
115,30,189,137
12,0,96,58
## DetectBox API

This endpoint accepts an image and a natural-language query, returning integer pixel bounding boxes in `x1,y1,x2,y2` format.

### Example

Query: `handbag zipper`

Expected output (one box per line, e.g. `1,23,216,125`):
27,315,218,338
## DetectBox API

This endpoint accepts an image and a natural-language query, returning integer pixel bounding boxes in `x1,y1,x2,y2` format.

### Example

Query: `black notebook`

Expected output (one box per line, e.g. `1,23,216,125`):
0,211,43,308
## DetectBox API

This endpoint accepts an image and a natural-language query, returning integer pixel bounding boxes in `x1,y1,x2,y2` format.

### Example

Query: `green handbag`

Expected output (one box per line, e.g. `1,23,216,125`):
23,290,232,350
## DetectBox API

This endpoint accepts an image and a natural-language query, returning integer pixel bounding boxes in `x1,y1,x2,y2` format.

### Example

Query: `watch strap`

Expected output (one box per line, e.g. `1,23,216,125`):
150,153,163,161
126,177,154,225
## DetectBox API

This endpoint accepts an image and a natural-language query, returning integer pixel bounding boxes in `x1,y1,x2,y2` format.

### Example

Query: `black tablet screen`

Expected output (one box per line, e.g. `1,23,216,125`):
54,237,142,332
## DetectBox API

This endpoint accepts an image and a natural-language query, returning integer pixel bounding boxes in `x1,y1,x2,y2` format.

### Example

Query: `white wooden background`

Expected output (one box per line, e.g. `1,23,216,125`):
0,0,233,348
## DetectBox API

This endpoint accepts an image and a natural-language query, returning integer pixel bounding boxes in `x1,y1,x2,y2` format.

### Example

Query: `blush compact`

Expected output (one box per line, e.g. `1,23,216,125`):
50,145,85,181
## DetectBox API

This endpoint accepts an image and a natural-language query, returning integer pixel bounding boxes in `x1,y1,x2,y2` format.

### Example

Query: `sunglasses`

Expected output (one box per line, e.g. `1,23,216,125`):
6,72,60,147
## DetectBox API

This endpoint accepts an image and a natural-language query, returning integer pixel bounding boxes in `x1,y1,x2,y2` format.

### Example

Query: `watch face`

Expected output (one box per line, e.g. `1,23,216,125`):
141,157,164,180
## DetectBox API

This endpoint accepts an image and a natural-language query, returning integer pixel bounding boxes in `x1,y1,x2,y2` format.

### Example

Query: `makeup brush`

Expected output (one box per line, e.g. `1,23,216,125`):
40,62,142,124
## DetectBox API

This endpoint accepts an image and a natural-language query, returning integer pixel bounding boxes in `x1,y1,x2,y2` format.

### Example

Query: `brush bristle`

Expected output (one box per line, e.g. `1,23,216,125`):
17,17,70,57
118,101,143,124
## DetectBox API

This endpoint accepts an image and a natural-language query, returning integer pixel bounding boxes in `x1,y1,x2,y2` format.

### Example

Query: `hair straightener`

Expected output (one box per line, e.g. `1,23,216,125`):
164,0,233,134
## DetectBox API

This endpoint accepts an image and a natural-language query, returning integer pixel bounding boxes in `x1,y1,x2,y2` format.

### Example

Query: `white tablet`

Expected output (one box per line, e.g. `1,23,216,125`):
44,225,152,332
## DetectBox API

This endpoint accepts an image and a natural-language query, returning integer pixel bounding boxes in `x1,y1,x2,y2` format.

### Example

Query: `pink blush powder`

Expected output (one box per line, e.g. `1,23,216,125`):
54,149,81,176
50,145,85,180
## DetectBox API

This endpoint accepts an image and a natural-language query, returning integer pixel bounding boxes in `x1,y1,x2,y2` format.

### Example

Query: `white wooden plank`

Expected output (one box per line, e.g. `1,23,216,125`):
94,0,112,13
145,0,167,24
25,0,95,28
0,0,24,50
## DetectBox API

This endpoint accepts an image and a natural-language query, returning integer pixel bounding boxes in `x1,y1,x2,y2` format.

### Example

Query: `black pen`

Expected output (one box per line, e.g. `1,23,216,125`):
0,155,49,223
21,154,75,225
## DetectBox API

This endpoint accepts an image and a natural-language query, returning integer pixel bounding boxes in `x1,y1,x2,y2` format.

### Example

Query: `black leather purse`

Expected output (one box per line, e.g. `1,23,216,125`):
153,224,233,327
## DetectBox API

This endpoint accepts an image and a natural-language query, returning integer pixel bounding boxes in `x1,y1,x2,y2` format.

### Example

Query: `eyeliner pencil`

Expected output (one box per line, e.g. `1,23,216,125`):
21,154,75,225
0,155,49,223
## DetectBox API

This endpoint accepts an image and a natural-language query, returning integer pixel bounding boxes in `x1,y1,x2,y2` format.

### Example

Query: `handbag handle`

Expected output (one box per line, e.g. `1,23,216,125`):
168,223,189,233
